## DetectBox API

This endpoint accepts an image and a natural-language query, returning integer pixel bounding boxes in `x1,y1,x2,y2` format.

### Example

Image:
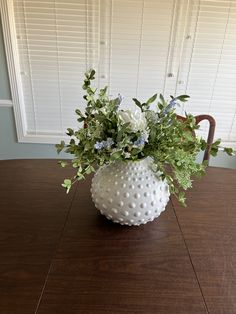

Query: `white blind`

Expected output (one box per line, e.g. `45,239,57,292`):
98,0,236,144
14,0,99,137
10,0,236,145
177,0,236,143
98,0,176,108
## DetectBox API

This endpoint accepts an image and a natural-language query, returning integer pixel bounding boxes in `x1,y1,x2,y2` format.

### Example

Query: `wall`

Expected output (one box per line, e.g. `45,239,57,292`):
0,14,235,167
0,15,10,99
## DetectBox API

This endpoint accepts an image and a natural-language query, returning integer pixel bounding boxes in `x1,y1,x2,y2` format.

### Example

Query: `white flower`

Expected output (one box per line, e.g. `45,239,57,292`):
117,109,147,132
124,152,131,158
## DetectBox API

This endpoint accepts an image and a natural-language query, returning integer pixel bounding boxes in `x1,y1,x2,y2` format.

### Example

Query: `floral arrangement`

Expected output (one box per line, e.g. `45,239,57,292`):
56,69,233,205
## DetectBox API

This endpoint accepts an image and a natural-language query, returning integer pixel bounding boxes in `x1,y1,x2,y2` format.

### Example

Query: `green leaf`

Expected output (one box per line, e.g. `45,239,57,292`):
84,142,92,151
86,95,94,102
224,147,234,156
200,139,207,150
61,178,72,193
159,94,165,105
66,186,71,193
87,87,96,95
64,179,71,185
178,191,186,207
84,165,95,175
75,109,84,117
213,138,221,146
55,140,65,154
77,175,85,181
76,171,85,179
66,128,74,136
89,69,96,79
58,161,68,168
111,150,122,160
146,93,157,105
210,147,218,157
176,95,190,102
132,98,142,109
99,86,108,97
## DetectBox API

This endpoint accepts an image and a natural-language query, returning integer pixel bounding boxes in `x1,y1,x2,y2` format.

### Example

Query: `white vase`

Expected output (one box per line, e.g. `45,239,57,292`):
91,158,170,226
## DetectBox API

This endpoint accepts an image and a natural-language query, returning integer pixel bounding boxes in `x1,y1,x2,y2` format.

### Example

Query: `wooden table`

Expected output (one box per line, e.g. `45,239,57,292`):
0,160,236,314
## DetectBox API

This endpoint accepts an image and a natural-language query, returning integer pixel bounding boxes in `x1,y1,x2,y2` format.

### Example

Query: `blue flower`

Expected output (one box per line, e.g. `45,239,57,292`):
94,141,105,150
94,138,114,150
169,98,178,107
104,138,114,148
133,134,147,148
163,98,179,115
134,138,145,147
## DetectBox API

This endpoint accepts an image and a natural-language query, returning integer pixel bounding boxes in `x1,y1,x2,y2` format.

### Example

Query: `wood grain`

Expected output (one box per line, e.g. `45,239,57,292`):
36,178,206,314
0,160,76,314
173,167,236,314
1,161,235,313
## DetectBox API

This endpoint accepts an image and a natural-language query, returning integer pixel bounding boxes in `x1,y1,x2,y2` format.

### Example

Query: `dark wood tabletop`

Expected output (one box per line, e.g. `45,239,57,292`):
0,160,236,314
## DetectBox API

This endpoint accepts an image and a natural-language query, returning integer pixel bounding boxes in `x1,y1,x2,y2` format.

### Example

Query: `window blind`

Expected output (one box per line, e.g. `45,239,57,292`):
9,0,236,146
14,0,99,137
177,0,236,143
98,0,177,109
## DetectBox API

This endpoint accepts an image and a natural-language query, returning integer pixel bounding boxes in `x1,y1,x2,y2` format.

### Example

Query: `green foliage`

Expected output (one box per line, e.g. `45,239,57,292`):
55,141,65,154
58,160,68,168
224,147,234,156
133,93,157,111
61,179,72,193
56,69,233,205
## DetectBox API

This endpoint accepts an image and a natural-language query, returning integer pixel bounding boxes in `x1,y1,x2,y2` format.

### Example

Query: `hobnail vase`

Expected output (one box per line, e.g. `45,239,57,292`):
91,158,170,226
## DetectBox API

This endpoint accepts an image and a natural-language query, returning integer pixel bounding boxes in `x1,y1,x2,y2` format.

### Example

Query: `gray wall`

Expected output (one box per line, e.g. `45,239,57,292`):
0,15,236,168
0,15,11,99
